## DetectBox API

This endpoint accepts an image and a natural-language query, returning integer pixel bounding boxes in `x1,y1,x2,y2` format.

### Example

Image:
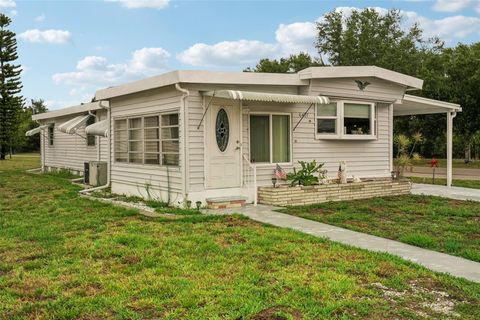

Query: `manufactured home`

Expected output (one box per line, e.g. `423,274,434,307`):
28,66,461,206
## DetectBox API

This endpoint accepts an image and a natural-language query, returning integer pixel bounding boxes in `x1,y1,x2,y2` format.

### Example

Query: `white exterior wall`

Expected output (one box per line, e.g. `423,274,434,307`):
41,110,108,173
184,78,404,202
109,86,184,204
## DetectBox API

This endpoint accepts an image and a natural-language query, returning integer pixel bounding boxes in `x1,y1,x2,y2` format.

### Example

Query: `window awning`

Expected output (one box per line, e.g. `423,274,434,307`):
203,90,330,104
85,119,108,137
25,125,49,136
57,114,91,134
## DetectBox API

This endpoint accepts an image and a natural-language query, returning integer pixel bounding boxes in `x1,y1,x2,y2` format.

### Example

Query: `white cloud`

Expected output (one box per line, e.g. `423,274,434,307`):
9,9,17,16
178,40,278,67
0,0,15,8
52,47,170,93
433,0,472,12
35,14,46,22
275,21,317,55
19,29,71,44
105,0,169,9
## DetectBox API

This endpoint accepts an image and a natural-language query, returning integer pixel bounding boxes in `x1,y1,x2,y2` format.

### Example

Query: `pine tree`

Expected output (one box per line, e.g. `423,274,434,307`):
0,13,23,160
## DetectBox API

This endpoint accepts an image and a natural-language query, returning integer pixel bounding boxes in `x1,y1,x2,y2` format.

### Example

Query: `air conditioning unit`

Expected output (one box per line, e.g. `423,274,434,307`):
88,161,108,186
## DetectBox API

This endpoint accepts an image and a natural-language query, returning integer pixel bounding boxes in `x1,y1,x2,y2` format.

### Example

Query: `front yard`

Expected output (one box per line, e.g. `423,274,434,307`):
1,155,480,319
283,195,480,262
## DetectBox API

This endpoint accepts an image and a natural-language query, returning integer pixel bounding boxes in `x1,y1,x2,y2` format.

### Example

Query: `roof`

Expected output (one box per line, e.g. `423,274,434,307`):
95,66,424,100
203,90,330,104
298,66,423,90
32,101,109,121
95,70,307,100
393,94,461,116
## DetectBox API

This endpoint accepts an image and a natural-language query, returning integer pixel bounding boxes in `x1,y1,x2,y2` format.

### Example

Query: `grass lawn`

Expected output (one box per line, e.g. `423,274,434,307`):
283,195,480,263
408,176,480,189
1,155,480,319
395,158,480,169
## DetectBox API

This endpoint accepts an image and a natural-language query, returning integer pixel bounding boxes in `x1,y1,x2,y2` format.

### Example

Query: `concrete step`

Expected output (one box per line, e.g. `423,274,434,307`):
206,196,247,210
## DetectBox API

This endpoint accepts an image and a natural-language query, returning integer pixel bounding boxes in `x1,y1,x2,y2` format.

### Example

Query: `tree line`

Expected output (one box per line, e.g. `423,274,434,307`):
246,8,480,161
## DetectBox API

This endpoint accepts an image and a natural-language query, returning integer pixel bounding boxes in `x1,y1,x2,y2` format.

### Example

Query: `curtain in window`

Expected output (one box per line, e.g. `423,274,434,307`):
250,115,270,163
272,115,290,163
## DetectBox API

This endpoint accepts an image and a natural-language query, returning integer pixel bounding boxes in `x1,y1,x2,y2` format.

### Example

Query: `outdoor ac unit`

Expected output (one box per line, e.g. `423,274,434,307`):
88,161,108,187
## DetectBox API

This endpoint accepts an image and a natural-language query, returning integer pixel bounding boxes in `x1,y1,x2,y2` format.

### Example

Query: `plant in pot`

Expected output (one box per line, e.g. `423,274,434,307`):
287,160,324,186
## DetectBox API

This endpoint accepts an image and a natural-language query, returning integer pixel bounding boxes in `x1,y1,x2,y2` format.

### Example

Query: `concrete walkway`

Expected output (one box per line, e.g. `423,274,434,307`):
412,183,480,202
211,204,480,283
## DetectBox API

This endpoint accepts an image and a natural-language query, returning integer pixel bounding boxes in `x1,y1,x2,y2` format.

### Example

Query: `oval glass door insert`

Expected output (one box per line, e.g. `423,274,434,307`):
215,108,229,152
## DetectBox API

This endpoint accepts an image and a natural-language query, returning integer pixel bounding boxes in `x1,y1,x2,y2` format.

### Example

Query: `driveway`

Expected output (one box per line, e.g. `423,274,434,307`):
412,183,480,202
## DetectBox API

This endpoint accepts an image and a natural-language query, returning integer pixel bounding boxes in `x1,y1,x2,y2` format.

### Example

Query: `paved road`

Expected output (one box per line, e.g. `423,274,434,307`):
405,166,480,180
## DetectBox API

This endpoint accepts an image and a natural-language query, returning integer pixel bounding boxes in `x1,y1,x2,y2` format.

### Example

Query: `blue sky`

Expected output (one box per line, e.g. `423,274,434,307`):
1,0,479,110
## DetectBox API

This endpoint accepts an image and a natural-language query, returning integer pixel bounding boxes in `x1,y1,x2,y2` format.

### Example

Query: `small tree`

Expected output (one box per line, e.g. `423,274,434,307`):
0,13,23,160
394,133,423,177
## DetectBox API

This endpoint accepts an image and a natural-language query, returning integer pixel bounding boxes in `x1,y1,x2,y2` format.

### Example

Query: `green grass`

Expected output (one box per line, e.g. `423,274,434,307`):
395,158,480,169
283,195,480,263
408,176,480,189
1,155,480,319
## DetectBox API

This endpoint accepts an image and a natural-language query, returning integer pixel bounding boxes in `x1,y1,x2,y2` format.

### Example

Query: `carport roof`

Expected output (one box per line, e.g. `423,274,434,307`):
394,94,461,116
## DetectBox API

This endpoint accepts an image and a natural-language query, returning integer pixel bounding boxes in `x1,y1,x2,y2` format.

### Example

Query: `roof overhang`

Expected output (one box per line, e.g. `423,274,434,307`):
57,114,92,135
203,90,330,104
32,101,109,121
95,70,307,100
25,125,49,136
85,119,108,138
298,66,424,90
394,94,461,116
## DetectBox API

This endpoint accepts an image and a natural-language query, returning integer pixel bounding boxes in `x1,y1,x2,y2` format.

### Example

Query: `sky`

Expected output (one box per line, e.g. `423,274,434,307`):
1,0,480,110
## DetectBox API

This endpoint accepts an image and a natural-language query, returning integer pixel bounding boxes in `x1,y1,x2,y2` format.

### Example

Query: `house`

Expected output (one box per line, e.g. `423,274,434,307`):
28,66,461,206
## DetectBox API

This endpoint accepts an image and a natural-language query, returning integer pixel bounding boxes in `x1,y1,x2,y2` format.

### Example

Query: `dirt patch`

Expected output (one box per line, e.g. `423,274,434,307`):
371,280,461,318
251,306,303,320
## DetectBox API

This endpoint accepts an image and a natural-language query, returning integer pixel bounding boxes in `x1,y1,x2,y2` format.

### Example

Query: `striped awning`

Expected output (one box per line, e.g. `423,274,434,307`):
85,119,108,137
57,114,91,134
203,90,330,104
25,125,49,136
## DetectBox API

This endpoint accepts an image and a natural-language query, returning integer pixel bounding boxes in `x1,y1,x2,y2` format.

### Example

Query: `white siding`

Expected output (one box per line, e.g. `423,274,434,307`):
42,110,108,173
184,84,302,193
109,86,184,202
310,78,406,102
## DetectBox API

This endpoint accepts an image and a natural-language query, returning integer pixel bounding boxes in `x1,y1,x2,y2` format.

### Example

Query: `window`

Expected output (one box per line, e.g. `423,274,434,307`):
315,101,376,139
114,113,179,166
250,114,290,164
48,125,54,146
86,116,96,146
316,103,338,135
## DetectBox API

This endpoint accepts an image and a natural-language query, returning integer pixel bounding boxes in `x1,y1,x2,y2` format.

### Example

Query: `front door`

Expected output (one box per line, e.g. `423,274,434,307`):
206,104,241,188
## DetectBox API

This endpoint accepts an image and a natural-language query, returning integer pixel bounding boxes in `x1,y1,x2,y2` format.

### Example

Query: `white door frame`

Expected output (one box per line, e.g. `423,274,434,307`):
205,102,242,189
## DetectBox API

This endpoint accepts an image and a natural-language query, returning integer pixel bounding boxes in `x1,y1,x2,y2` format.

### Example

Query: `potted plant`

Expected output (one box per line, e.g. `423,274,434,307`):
287,160,324,186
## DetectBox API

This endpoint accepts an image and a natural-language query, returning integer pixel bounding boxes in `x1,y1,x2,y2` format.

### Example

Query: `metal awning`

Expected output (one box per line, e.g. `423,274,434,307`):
57,114,91,134
203,90,330,104
25,125,49,136
85,119,108,137
394,94,461,116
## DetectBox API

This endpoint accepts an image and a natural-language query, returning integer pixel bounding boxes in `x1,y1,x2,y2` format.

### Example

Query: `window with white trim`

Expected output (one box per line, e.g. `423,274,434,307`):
114,113,179,166
250,113,291,164
315,101,376,139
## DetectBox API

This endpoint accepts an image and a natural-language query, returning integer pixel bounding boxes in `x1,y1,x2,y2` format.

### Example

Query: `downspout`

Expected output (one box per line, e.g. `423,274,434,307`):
88,111,100,161
36,120,46,173
79,101,111,194
175,83,189,203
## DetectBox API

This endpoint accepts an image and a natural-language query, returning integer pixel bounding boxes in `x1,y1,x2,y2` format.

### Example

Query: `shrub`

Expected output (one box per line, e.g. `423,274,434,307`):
287,160,324,186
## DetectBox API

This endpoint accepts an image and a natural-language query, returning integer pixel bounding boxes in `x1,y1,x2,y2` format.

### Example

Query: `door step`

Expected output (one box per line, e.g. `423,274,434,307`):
206,196,247,209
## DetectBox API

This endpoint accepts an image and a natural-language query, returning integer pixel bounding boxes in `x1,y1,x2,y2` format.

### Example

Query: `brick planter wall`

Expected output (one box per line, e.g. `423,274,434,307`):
258,179,411,207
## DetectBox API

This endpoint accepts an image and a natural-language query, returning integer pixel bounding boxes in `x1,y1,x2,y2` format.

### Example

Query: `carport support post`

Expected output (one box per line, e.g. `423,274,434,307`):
446,111,456,187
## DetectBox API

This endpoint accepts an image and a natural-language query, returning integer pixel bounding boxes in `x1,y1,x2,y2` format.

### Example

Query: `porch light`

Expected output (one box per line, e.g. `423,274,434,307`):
196,201,202,211
272,177,277,188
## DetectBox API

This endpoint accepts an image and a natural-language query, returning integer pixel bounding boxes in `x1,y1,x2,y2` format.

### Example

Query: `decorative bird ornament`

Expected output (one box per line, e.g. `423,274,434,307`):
355,80,371,91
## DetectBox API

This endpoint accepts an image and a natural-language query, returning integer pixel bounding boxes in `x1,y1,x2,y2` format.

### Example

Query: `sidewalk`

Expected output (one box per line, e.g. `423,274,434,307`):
210,204,480,283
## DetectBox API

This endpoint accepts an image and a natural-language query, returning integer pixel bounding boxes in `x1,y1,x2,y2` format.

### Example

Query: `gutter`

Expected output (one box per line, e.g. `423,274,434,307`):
175,83,189,203
79,101,111,194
